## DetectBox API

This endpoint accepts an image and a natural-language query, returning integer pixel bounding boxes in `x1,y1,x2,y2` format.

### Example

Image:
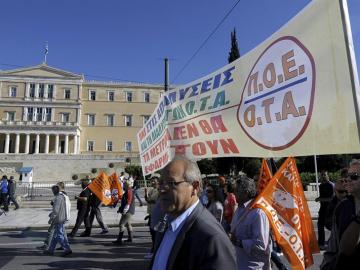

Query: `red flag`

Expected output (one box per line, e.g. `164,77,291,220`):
88,172,123,206
252,157,319,270
257,159,273,193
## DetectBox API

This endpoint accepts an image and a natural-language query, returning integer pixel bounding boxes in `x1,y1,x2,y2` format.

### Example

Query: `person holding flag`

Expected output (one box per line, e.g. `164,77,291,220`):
253,157,319,270
68,178,91,238
230,175,272,269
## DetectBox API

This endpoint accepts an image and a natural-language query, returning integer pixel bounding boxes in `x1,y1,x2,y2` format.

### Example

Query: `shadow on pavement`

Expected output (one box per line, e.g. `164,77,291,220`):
24,259,149,270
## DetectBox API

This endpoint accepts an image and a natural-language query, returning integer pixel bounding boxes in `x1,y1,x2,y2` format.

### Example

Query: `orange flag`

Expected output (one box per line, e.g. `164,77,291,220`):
252,157,319,270
257,159,273,193
88,172,123,206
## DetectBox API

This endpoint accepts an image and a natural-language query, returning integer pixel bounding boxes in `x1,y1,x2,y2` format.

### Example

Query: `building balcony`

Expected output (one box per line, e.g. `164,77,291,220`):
0,120,79,127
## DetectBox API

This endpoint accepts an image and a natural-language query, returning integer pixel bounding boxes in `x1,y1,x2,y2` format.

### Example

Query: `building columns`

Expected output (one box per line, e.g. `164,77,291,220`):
35,84,39,99
15,134,20,154
35,134,40,154
55,134,59,154
25,83,30,98
77,135,80,154
44,84,48,99
73,135,78,154
45,134,50,154
25,134,30,154
64,134,69,154
4,134,10,154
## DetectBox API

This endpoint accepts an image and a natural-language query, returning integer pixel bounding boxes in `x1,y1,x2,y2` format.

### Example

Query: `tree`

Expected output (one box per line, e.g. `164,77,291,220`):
125,165,143,178
228,28,240,63
197,159,217,175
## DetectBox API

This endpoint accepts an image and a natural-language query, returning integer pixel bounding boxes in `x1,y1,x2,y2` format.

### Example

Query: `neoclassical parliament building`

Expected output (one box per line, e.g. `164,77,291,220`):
0,63,163,181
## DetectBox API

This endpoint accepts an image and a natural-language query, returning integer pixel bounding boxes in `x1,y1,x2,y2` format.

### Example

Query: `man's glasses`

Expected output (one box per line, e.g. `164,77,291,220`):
348,173,360,181
206,189,214,193
336,190,347,194
159,180,187,189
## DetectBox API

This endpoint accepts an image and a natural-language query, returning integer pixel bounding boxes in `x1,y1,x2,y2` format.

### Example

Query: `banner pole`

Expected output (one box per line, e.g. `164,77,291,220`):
339,0,360,139
314,155,319,197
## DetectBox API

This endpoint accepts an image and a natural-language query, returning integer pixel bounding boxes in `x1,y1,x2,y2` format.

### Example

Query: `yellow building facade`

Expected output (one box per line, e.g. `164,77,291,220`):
0,63,163,165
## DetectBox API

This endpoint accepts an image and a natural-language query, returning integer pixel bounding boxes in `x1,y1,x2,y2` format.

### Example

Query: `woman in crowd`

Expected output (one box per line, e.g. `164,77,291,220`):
206,184,223,223
223,182,237,233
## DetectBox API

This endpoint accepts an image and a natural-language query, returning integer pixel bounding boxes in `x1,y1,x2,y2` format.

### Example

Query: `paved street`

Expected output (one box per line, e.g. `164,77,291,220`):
0,227,152,270
0,222,329,270
0,198,325,269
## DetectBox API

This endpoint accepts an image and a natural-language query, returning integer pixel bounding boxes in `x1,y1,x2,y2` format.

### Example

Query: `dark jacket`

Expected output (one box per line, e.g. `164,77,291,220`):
150,202,236,270
8,180,16,195
77,188,91,210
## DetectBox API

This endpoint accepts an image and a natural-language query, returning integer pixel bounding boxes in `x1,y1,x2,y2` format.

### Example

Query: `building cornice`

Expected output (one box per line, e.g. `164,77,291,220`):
0,100,81,109
0,63,83,78
84,80,165,89
0,76,83,85
0,124,79,134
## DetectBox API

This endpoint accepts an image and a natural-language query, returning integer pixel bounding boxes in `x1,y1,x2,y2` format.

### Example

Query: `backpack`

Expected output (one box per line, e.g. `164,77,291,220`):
60,192,71,222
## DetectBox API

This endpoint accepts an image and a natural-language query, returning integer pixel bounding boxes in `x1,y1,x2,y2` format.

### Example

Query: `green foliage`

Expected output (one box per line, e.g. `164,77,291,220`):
125,165,143,178
243,158,261,178
197,159,217,175
299,170,341,190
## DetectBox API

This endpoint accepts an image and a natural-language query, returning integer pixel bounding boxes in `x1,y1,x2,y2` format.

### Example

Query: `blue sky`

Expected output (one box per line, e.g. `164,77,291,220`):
0,0,359,86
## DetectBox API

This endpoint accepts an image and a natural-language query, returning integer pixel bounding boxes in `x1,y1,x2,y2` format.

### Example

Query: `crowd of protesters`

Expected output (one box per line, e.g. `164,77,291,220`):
33,156,360,269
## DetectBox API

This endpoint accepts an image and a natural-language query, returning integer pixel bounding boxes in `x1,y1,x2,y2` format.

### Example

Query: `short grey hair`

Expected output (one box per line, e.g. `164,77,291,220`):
172,155,202,188
350,159,360,167
236,176,257,199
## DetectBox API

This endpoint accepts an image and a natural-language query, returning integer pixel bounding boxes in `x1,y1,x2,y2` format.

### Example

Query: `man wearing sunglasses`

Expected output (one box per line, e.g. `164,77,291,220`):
321,159,360,269
150,155,236,270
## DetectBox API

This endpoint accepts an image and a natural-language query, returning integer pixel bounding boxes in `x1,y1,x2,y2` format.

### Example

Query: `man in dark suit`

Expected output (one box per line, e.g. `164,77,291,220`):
150,155,236,270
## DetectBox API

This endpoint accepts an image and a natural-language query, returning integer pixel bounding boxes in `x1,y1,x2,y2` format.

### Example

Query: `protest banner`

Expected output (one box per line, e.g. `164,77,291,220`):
257,159,273,193
137,0,360,175
88,172,123,206
252,157,319,269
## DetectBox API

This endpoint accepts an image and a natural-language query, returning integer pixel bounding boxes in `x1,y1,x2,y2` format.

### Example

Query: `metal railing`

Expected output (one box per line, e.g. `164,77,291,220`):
16,181,82,200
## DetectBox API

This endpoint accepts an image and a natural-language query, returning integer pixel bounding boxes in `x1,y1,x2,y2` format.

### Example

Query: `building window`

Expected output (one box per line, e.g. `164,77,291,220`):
30,84,35,98
108,91,114,101
89,90,96,101
27,107,33,121
64,89,71,99
106,141,113,152
125,141,132,152
45,108,52,122
144,92,150,103
87,141,94,152
7,112,15,121
39,84,45,98
124,115,132,127
88,114,95,126
48,85,54,98
126,92,133,102
9,86,17,97
61,113,70,123
107,115,114,126
36,108,43,121
143,115,150,125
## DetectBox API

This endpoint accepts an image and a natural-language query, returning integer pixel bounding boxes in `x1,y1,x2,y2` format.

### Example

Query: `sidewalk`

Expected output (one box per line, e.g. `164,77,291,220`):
0,204,148,231
0,200,320,231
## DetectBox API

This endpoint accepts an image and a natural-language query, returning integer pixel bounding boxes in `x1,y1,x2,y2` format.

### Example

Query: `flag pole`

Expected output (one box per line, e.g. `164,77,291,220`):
44,42,48,64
